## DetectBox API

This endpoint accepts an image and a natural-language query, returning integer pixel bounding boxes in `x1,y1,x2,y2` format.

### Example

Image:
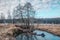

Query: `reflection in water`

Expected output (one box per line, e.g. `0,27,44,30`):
16,30,60,40
16,34,38,40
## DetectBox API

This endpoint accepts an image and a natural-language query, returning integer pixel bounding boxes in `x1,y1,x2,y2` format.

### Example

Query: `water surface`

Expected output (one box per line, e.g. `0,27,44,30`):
16,30,60,40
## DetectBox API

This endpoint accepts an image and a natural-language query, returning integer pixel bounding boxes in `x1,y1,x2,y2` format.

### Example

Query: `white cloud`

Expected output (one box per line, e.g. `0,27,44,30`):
20,0,27,6
0,0,60,18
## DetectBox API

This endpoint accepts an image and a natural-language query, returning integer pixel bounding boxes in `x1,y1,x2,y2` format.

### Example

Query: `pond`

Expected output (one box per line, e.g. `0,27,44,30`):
16,30,60,40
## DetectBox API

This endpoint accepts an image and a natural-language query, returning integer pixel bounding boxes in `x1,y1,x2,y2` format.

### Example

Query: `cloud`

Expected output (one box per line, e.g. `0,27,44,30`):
0,0,60,18
0,0,19,13
20,0,27,6
0,0,60,11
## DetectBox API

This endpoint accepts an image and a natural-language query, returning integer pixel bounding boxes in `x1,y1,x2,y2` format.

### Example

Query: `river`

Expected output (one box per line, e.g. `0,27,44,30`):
16,30,60,40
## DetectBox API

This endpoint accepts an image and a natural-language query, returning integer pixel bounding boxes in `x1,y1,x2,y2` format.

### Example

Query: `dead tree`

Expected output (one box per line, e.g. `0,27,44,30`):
7,10,11,19
0,13,6,23
13,2,46,40
13,4,22,23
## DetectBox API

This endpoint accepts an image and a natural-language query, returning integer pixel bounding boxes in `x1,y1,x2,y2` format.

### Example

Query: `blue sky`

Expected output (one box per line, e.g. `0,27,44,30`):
36,6,60,18
0,0,60,18
35,0,60,18
36,0,60,18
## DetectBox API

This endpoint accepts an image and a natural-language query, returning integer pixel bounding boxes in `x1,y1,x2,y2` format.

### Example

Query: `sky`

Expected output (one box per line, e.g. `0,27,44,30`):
0,0,60,18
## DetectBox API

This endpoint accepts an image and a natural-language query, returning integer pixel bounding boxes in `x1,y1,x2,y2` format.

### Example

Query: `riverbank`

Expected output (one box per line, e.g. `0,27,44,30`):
0,24,60,40
34,24,60,36
0,24,17,40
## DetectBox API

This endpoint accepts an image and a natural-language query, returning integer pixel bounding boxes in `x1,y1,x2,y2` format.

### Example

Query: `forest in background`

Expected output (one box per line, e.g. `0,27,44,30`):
0,18,60,24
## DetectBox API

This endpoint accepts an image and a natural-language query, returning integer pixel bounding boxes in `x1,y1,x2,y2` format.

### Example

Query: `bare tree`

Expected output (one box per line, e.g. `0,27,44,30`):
13,2,45,40
7,10,11,19
13,4,22,19
23,2,35,27
1,13,5,19
0,13,6,23
14,2,37,40
13,4,23,23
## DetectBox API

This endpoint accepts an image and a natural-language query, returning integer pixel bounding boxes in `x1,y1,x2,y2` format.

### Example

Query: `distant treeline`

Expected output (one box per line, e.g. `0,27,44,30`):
0,18,60,24
36,18,60,24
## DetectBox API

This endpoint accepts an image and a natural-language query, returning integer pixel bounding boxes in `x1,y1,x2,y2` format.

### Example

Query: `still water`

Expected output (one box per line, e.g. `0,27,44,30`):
16,30,60,40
